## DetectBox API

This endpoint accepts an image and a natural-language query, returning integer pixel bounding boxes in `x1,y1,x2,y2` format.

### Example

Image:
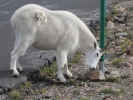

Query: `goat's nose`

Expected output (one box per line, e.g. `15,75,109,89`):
90,67,95,71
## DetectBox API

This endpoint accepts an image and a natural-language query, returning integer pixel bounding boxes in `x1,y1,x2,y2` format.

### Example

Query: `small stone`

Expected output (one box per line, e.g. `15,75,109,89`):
0,94,7,100
114,28,122,33
96,86,108,92
113,16,125,23
118,40,125,44
87,70,99,80
106,21,114,29
109,48,115,52
116,6,125,12
116,48,122,52
105,98,112,100
126,57,133,65
107,35,115,41
87,70,105,80
119,36,127,40
115,32,128,37
111,42,115,45
110,71,121,78
99,71,106,80
115,46,122,49
120,53,127,59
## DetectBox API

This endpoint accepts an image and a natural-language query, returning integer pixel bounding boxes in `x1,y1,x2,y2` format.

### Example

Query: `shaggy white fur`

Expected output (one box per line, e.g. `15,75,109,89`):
10,4,101,82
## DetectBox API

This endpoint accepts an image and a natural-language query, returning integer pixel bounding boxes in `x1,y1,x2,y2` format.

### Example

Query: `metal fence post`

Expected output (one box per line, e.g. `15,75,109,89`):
100,0,106,73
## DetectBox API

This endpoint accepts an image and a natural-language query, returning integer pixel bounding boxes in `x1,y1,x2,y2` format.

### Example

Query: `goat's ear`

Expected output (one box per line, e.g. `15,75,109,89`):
94,42,97,49
37,11,47,25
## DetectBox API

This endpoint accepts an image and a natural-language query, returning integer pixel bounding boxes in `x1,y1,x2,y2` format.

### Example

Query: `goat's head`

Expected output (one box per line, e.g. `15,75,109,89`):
85,42,102,71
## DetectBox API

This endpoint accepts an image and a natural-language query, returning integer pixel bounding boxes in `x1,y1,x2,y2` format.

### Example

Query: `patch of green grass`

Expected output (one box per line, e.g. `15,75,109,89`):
73,90,80,95
38,88,45,93
67,79,85,86
40,67,55,76
79,98,90,100
104,77,120,83
67,80,79,86
120,74,130,79
118,89,125,94
9,90,20,100
100,88,114,94
39,63,56,77
111,9,118,15
112,58,123,65
127,33,133,41
100,88,125,95
20,81,32,90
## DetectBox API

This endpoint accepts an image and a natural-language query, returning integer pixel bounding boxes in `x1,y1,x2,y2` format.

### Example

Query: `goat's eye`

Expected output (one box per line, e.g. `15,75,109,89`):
96,53,99,56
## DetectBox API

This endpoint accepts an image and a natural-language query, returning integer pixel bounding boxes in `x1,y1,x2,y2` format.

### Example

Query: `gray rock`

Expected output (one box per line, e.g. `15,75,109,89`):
99,71,106,80
0,88,4,95
0,94,7,100
86,70,105,80
106,21,114,29
115,32,128,37
0,76,27,93
110,71,121,78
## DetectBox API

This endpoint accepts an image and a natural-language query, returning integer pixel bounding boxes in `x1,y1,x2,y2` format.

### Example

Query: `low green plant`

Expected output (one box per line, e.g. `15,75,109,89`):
20,81,32,90
67,80,79,86
40,67,54,76
100,88,114,94
104,77,120,83
73,90,80,95
127,33,133,41
112,57,123,65
120,74,130,79
100,88,125,95
112,9,118,15
9,90,20,100
39,64,55,77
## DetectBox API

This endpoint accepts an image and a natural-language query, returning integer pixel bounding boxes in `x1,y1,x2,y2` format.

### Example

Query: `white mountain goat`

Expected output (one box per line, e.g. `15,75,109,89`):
10,4,102,82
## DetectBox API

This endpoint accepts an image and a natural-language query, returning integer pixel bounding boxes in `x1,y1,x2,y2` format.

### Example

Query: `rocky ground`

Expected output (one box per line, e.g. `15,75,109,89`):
1,0,133,100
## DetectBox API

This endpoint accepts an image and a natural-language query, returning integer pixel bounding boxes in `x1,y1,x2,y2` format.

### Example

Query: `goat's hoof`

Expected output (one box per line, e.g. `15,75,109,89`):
17,68,23,73
59,77,66,83
13,74,19,78
67,72,73,78
65,71,73,78
10,69,19,78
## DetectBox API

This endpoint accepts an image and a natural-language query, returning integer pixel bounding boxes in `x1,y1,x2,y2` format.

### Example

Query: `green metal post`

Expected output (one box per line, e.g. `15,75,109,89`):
100,0,106,73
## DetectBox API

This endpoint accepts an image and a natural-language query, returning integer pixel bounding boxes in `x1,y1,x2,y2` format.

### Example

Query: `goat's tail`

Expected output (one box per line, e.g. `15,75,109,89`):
36,11,47,26
11,15,17,36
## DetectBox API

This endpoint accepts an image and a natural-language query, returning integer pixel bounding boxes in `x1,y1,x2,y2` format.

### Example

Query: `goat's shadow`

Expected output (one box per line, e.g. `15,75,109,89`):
27,69,89,86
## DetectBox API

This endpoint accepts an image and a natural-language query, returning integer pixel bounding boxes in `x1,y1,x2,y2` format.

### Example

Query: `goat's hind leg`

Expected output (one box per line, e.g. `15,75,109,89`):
10,35,33,77
14,34,23,72
64,63,73,78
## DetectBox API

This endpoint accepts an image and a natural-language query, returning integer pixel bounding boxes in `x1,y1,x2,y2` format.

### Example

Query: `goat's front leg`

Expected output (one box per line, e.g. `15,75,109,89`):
56,50,68,82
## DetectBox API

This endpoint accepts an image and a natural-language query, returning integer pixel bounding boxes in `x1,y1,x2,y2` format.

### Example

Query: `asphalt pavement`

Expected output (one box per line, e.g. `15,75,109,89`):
0,0,115,94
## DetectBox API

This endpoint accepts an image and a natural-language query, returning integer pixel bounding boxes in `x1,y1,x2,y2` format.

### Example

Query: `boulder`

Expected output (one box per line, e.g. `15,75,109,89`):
106,21,114,29
86,70,105,80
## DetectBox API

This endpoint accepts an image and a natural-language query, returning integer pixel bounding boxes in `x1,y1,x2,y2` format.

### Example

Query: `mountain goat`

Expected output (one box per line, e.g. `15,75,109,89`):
10,4,102,82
